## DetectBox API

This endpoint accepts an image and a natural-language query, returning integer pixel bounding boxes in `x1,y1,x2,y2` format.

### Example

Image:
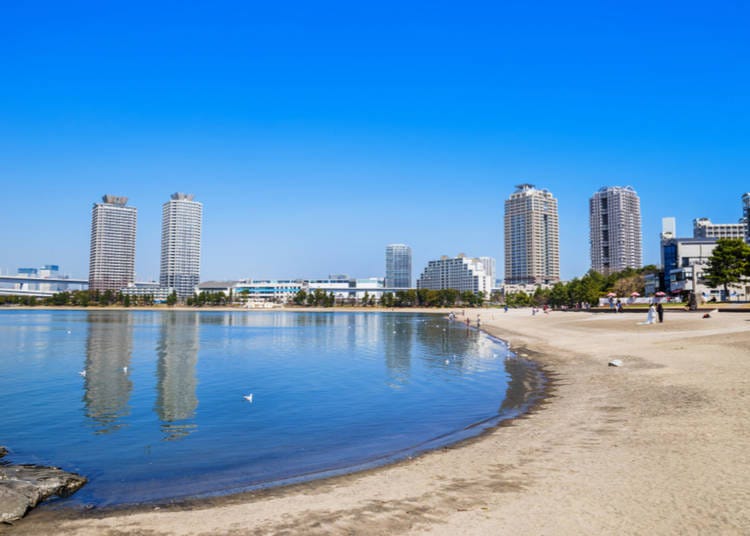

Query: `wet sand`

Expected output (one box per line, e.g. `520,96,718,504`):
5,309,750,535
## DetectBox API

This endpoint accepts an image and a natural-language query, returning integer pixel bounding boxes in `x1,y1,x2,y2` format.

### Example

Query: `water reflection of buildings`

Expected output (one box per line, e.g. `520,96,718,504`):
383,315,413,387
84,311,133,434
156,312,200,440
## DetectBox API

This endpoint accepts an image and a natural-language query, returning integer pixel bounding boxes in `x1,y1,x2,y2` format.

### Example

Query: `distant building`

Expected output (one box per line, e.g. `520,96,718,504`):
385,244,412,288
89,195,137,292
504,184,560,285
197,278,385,303
589,186,642,275
742,193,750,242
660,218,749,300
120,282,172,303
417,254,493,294
661,217,677,241
13,265,65,293
692,218,745,240
661,236,725,299
478,257,496,286
160,193,203,299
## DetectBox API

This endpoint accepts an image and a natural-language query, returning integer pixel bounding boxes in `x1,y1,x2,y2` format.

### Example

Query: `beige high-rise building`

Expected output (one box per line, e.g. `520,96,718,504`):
89,195,137,292
589,186,642,275
504,184,560,285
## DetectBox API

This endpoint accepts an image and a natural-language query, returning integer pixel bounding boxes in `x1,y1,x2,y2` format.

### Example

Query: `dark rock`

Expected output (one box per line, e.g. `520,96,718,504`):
0,464,87,523
0,447,7,459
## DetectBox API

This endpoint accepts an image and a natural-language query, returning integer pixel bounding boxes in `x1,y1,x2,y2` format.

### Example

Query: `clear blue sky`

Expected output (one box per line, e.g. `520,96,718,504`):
1,1,748,282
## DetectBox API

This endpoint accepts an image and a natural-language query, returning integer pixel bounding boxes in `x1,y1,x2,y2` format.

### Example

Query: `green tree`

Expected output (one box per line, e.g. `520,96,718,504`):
548,283,569,308
704,238,750,299
293,289,308,306
166,290,178,306
532,286,550,306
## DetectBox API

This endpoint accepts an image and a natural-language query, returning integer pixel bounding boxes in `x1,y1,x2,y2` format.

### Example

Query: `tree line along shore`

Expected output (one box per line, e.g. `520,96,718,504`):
3,237,750,310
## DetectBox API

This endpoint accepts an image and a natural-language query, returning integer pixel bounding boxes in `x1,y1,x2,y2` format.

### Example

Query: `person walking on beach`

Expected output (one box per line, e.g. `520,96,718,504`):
646,303,656,325
656,302,664,323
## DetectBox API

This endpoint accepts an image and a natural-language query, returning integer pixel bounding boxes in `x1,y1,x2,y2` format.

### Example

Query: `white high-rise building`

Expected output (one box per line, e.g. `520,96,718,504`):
661,217,677,241
385,244,412,288
160,193,202,299
589,186,642,275
417,254,493,294
89,195,137,292
478,256,496,285
504,184,560,285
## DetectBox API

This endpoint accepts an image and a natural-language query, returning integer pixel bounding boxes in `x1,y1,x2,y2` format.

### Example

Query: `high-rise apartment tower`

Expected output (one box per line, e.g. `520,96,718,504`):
589,186,642,275
742,193,750,242
89,195,137,292
385,244,412,288
504,184,560,285
160,193,203,299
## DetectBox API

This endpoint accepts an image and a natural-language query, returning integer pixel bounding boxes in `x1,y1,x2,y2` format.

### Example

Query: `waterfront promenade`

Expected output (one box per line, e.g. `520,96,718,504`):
7,308,750,535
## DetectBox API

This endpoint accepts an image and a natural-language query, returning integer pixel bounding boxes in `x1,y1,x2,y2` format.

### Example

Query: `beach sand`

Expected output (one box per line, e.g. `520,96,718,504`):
6,309,750,535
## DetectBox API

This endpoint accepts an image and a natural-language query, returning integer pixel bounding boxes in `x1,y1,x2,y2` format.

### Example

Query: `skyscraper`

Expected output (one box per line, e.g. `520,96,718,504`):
742,193,750,242
504,184,560,285
589,186,642,275
385,244,412,288
89,195,137,292
160,193,203,299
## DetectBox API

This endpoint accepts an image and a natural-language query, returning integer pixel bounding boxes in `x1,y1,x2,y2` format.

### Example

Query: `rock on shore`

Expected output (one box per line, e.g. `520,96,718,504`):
0,447,87,523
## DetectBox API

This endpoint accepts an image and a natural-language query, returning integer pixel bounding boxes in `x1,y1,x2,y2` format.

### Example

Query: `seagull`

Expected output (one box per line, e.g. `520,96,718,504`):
444,359,450,365
243,393,254,403
66,330,72,334
79,370,86,377
122,366,128,373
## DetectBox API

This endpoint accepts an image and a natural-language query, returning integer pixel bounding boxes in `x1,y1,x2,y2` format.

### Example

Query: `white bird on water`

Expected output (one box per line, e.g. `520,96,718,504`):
79,370,86,377
122,366,128,373
243,393,254,403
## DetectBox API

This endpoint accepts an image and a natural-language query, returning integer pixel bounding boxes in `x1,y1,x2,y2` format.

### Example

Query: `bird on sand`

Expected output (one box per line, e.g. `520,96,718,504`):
243,393,254,403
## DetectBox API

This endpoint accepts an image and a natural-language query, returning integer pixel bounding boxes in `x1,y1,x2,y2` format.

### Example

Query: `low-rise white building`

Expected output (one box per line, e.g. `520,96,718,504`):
692,218,746,240
121,282,172,302
417,254,493,295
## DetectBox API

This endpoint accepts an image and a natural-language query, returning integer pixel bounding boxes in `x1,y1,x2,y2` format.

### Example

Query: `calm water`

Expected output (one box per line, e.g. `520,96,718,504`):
0,310,537,507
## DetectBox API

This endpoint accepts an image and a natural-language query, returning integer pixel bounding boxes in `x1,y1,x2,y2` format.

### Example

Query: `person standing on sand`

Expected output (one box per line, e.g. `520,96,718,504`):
646,303,656,324
657,302,664,323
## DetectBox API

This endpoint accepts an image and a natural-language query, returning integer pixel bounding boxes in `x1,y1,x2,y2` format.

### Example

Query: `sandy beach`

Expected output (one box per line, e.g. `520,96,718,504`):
5,308,750,535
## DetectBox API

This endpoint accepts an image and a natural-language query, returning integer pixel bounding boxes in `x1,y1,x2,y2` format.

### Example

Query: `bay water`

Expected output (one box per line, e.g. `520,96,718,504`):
0,310,531,507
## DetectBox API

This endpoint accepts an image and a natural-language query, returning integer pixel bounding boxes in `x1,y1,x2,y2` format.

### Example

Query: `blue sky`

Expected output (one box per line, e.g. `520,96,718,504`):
1,1,748,282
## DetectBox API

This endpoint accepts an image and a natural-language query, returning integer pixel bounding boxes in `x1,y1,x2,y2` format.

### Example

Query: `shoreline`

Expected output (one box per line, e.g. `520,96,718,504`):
35,345,550,519
5,309,750,534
